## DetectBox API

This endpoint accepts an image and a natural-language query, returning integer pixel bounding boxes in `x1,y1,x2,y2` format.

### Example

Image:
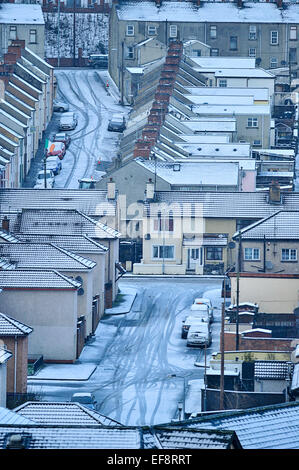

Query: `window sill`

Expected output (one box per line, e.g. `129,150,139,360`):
244,259,260,262
281,260,298,263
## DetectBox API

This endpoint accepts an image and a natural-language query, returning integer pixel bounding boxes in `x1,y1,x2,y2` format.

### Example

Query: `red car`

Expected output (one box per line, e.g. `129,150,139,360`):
46,141,66,160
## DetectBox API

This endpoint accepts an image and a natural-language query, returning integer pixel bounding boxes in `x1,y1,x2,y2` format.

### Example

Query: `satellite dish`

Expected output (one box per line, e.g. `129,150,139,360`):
75,276,83,284
78,288,84,296
228,241,236,249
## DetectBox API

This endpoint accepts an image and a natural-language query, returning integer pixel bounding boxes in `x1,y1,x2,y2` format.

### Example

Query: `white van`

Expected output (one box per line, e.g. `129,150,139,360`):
192,298,214,323
181,315,209,339
187,324,212,348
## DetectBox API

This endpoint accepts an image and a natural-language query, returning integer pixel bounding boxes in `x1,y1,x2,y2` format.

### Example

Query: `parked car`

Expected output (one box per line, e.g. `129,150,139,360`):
192,298,214,323
189,304,210,324
34,169,55,189
78,178,96,189
46,141,66,160
59,112,78,131
53,100,70,112
52,132,71,148
88,53,108,69
187,324,212,348
107,113,126,132
71,392,97,411
45,156,62,176
181,315,209,339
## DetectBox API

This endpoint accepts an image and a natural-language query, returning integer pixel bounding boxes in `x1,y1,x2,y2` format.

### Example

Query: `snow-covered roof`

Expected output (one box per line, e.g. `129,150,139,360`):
164,401,299,449
193,68,274,79
183,119,236,133
13,402,122,427
185,87,269,101
15,234,108,254
191,57,256,69
117,1,299,24
175,142,251,158
0,348,12,365
0,270,80,290
235,210,299,240
192,104,270,116
187,95,254,106
0,4,44,25
0,407,34,426
0,312,33,337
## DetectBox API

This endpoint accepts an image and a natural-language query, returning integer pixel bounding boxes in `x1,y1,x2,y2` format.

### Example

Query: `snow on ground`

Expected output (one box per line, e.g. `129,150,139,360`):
105,287,137,315
29,364,96,381
29,278,222,426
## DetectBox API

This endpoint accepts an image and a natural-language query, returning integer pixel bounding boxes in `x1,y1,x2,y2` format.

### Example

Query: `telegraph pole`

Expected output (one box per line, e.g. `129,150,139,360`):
57,0,60,67
120,41,124,106
219,276,226,410
43,157,47,189
235,231,241,351
73,0,76,67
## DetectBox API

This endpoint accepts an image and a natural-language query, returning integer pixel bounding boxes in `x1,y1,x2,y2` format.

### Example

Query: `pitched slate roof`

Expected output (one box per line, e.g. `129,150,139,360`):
0,313,33,337
0,425,141,449
234,210,299,239
15,209,120,239
13,402,122,427
0,270,80,290
145,191,299,219
0,243,96,271
254,361,293,380
0,189,116,217
0,408,34,426
14,234,108,254
143,426,241,449
163,401,299,449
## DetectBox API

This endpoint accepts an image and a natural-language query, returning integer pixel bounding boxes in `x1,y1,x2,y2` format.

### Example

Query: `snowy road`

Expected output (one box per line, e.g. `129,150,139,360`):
52,68,130,189
29,278,222,426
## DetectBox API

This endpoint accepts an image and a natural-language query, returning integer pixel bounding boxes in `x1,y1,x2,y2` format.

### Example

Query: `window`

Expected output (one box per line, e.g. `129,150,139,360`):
249,25,257,41
219,79,227,88
153,212,174,232
270,57,278,68
281,248,297,261
290,48,297,64
247,117,258,127
169,25,177,38
193,49,201,57
253,139,262,146
230,36,238,51
126,46,134,59
153,245,175,259
290,26,297,41
126,25,135,36
248,48,256,58
29,29,37,44
148,25,157,36
9,26,17,40
206,247,222,261
210,25,217,39
244,248,260,260
271,31,278,45
210,48,219,57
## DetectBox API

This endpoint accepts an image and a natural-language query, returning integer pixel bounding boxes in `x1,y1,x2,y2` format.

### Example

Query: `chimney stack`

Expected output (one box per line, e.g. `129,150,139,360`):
2,216,10,232
236,0,243,8
276,0,283,8
269,181,281,204
107,177,116,200
146,178,155,201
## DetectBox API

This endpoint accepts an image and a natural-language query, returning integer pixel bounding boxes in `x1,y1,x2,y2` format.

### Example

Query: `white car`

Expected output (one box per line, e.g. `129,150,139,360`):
182,315,209,339
34,169,55,189
59,112,78,130
71,392,97,410
53,100,70,112
187,324,212,348
192,298,214,323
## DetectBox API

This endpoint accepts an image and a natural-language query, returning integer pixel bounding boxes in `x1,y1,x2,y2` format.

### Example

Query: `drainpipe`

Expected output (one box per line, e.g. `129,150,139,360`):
14,336,17,394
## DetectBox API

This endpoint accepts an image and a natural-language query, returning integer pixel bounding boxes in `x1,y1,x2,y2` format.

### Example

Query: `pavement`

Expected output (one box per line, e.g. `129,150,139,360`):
104,286,137,315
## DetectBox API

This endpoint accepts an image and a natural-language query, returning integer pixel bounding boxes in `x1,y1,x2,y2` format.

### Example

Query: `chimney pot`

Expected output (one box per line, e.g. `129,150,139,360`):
2,216,10,232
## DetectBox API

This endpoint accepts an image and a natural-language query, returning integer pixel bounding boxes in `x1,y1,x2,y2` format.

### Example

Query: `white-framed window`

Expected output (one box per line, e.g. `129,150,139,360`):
152,245,175,259
244,248,260,260
210,48,219,57
126,46,134,59
249,25,257,41
148,25,157,36
247,117,258,128
253,139,262,146
248,47,256,58
219,79,227,88
206,247,223,261
169,25,177,38
153,212,174,232
271,31,279,45
210,25,217,39
29,29,37,44
126,25,135,36
270,57,278,68
290,25,297,41
281,248,297,261
9,26,17,40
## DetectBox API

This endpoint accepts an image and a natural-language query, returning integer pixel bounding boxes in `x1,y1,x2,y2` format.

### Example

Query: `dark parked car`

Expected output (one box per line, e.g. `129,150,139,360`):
107,113,126,132
88,54,108,69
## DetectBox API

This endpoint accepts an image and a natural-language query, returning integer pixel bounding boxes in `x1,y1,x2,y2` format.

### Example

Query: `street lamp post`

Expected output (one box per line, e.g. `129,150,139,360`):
168,374,188,420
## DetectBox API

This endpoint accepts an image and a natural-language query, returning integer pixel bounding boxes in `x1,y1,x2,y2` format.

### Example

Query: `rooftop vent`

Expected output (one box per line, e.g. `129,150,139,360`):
4,433,31,449
173,163,181,171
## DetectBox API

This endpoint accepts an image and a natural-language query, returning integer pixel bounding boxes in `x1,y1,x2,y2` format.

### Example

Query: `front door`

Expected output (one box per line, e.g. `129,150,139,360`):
188,248,200,270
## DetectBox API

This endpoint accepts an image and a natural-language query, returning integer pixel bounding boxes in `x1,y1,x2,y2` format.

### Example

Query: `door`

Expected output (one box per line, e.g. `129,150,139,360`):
187,248,199,270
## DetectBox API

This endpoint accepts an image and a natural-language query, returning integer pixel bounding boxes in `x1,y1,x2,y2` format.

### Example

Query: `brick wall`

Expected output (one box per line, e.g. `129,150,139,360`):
224,332,294,352
0,336,29,394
